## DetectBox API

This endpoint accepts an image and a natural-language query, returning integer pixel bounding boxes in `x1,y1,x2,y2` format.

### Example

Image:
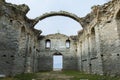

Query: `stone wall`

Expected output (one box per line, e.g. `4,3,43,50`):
38,33,77,71
77,0,120,76
0,0,120,77
0,1,41,76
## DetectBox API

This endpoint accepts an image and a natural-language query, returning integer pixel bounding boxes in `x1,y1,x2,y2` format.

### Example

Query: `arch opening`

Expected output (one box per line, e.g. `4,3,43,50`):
35,17,82,36
34,11,83,36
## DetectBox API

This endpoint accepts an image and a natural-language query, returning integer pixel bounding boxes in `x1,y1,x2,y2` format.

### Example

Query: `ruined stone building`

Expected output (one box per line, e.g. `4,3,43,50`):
38,33,77,71
0,0,120,76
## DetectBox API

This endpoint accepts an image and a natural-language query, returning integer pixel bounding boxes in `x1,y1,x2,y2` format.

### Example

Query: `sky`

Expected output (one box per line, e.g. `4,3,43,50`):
6,0,108,36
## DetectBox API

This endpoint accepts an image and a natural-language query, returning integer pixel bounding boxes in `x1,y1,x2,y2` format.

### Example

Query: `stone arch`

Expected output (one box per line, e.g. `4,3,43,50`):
36,11,83,27
53,52,62,55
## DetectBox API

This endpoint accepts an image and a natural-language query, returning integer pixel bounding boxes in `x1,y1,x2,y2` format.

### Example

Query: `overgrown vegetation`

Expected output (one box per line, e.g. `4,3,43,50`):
0,73,36,80
0,71,120,80
62,70,120,80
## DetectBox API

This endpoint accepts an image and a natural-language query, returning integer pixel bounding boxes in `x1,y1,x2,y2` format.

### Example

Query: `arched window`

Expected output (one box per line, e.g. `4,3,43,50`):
66,39,70,48
91,27,95,37
116,10,120,38
45,39,51,48
91,27,96,57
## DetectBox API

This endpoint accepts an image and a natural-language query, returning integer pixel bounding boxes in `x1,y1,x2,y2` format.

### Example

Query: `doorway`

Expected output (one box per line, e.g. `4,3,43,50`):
53,55,63,71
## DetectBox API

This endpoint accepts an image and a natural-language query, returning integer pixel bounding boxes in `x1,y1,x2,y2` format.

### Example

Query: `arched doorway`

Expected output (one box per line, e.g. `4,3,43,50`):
53,52,63,71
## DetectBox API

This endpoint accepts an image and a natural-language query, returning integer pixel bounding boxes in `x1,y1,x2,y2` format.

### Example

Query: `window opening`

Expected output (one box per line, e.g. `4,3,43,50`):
45,39,51,48
66,39,70,48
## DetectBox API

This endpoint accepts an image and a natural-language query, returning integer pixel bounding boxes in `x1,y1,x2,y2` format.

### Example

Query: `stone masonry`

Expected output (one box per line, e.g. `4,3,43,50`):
0,0,120,76
38,33,77,71
77,0,120,76
0,0,42,76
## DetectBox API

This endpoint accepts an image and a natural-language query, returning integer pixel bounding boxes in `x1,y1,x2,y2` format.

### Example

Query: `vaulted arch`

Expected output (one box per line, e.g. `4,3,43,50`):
39,11,80,22
34,11,83,27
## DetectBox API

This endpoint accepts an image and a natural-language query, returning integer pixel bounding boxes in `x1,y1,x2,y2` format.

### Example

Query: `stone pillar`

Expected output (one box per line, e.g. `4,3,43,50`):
84,34,90,73
25,34,32,73
77,41,83,71
87,34,92,74
80,41,83,71
33,45,37,72
95,25,104,75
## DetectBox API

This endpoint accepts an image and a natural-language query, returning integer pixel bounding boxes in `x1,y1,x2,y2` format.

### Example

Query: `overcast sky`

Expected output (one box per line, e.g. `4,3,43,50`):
6,0,107,36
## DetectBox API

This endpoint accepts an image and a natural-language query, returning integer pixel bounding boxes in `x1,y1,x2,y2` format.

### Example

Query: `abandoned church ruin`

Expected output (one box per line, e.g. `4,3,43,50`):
0,0,120,76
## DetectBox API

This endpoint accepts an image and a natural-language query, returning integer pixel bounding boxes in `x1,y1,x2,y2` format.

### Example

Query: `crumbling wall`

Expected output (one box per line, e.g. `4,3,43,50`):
77,0,120,76
38,33,77,71
0,0,41,76
0,0,120,76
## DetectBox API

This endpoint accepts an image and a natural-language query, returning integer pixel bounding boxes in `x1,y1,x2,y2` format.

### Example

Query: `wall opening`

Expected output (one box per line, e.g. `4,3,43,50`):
53,54,63,71
45,39,51,49
116,10,120,19
66,39,70,48
35,16,83,36
116,10,120,39
19,26,26,51
90,27,96,58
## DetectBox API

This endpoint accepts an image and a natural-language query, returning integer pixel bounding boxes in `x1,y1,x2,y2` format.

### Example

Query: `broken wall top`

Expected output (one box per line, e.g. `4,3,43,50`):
0,0,42,36
80,0,120,27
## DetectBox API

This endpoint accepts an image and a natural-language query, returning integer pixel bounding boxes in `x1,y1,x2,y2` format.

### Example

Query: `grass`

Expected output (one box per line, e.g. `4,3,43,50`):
0,73,36,80
62,70,120,80
0,71,120,80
